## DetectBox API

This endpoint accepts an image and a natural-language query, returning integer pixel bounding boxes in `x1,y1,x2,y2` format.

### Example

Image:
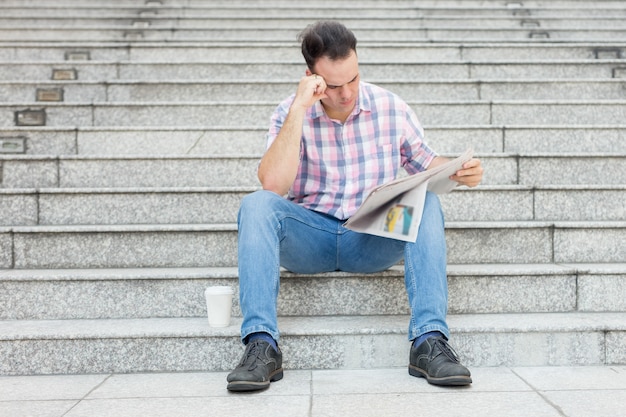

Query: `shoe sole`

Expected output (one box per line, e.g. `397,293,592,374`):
227,368,284,392
408,364,472,386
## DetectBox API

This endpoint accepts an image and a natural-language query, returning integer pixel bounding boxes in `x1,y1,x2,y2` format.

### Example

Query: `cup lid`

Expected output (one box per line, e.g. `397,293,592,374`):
205,286,234,295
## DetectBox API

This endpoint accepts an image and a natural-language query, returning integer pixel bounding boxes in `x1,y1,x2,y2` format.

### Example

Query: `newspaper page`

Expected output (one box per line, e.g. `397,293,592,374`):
343,148,474,242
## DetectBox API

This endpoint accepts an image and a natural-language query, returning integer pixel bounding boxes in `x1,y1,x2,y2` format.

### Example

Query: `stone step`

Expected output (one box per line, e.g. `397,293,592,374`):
0,221,624,269
1,264,624,320
3,79,626,103
1,17,625,30
1,42,624,62
1,153,625,189
1,185,625,227
2,61,624,81
1,27,625,42
0,187,253,226
0,0,624,377
1,3,626,19
3,125,626,156
2,100,625,127
0,311,624,374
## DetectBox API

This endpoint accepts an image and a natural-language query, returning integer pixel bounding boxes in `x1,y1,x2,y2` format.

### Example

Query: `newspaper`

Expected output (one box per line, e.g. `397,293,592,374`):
343,148,474,242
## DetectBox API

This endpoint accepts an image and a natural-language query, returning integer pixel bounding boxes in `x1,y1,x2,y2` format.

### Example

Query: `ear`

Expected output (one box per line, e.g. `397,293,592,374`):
305,68,312,76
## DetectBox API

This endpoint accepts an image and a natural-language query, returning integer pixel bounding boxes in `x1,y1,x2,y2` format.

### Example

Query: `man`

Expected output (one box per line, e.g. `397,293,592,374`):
226,21,484,392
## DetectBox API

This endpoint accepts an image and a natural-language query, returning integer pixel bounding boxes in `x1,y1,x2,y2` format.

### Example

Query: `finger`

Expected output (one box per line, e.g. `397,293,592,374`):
456,163,483,178
462,158,481,169
312,74,325,94
294,75,327,107
453,168,475,178
450,175,480,187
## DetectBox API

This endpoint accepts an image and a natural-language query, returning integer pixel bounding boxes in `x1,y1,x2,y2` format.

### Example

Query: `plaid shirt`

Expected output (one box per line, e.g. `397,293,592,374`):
266,81,437,220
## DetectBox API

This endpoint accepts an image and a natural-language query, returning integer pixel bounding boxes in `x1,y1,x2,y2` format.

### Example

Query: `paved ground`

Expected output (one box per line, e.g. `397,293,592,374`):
1,365,625,416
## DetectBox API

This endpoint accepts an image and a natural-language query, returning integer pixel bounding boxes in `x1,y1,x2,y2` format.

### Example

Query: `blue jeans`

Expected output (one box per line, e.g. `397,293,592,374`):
237,190,450,344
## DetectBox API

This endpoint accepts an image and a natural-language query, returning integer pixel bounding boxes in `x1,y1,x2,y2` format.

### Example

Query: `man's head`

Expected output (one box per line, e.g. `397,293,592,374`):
299,21,357,72
299,21,360,121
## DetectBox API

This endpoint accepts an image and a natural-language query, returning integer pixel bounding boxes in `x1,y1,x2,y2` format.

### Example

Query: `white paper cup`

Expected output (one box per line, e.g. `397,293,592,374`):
204,286,234,327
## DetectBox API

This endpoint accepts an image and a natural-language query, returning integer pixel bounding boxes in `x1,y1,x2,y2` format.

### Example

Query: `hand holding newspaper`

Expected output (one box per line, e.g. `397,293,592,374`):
344,148,474,242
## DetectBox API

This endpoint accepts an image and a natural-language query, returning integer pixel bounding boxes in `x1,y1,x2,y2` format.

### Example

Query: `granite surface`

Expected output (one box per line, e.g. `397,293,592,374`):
37,189,248,225
1,313,624,374
12,227,238,268
76,128,266,155
1,0,625,386
2,264,622,320
2,366,626,417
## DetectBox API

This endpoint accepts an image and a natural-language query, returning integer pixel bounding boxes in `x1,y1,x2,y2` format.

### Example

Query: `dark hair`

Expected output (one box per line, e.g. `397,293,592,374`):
299,21,357,71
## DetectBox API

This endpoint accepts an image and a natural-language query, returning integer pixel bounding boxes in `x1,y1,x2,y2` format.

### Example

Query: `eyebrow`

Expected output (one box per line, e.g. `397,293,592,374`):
326,73,359,89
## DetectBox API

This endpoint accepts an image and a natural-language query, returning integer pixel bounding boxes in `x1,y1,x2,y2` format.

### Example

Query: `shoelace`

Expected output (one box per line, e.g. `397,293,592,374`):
431,338,461,364
241,341,264,371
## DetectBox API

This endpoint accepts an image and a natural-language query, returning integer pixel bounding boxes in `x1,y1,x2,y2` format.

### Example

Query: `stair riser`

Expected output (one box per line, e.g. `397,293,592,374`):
447,225,626,264
520,157,626,185
1,44,624,62
4,81,625,103
2,188,625,227
2,62,623,81
70,129,267,156
454,331,623,367
1,28,624,42
10,271,623,320
3,102,624,127
2,155,624,188
4,229,239,269
3,17,626,30
0,329,622,375
1,225,624,268
0,158,260,188
35,192,247,225
4,127,626,156
2,3,625,18
0,128,268,156
504,128,626,154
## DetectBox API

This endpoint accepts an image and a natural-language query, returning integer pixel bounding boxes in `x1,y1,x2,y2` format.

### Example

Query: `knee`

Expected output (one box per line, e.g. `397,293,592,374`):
238,190,282,223
240,189,276,209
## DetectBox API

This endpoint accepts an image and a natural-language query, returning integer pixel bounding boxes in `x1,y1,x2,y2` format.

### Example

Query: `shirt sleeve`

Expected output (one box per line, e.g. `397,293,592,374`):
400,104,438,175
265,95,294,150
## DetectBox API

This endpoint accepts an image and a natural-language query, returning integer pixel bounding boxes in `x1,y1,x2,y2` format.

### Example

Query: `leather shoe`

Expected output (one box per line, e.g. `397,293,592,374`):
227,340,283,392
409,336,472,386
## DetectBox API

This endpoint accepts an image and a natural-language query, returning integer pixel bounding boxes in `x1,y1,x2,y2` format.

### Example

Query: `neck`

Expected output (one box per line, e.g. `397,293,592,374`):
322,103,353,123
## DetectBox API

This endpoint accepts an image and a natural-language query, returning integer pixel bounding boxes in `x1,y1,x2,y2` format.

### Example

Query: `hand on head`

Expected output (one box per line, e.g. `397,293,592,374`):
293,73,328,109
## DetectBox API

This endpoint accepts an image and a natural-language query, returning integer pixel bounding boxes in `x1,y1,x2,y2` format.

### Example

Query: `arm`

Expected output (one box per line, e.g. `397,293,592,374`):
399,99,484,188
428,156,484,188
258,73,327,195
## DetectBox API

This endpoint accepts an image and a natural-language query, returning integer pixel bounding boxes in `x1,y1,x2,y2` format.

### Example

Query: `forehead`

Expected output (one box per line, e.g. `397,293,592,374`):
314,51,359,85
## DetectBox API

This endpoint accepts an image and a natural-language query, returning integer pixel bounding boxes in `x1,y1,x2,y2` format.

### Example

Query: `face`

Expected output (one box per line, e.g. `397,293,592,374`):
309,51,360,121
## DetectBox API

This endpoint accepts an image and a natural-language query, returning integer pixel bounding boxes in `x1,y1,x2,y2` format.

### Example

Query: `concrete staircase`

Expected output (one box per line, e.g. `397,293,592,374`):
0,0,625,375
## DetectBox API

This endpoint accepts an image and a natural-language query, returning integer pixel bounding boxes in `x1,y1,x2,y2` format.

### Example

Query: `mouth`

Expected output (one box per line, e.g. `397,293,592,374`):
341,98,354,106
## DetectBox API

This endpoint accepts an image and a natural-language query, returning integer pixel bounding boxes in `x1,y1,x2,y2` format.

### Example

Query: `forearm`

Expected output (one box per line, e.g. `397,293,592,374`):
426,156,450,170
259,72,328,195
258,106,306,195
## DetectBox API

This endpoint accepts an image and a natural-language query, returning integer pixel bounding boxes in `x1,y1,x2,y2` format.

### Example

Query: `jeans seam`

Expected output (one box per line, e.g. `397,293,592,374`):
405,245,419,340
335,224,341,270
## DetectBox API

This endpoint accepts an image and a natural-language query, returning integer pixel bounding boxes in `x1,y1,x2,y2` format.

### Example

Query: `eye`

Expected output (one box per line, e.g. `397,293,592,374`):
325,74,358,90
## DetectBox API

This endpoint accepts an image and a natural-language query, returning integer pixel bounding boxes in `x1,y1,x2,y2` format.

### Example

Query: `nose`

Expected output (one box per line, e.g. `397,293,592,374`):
339,85,351,99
